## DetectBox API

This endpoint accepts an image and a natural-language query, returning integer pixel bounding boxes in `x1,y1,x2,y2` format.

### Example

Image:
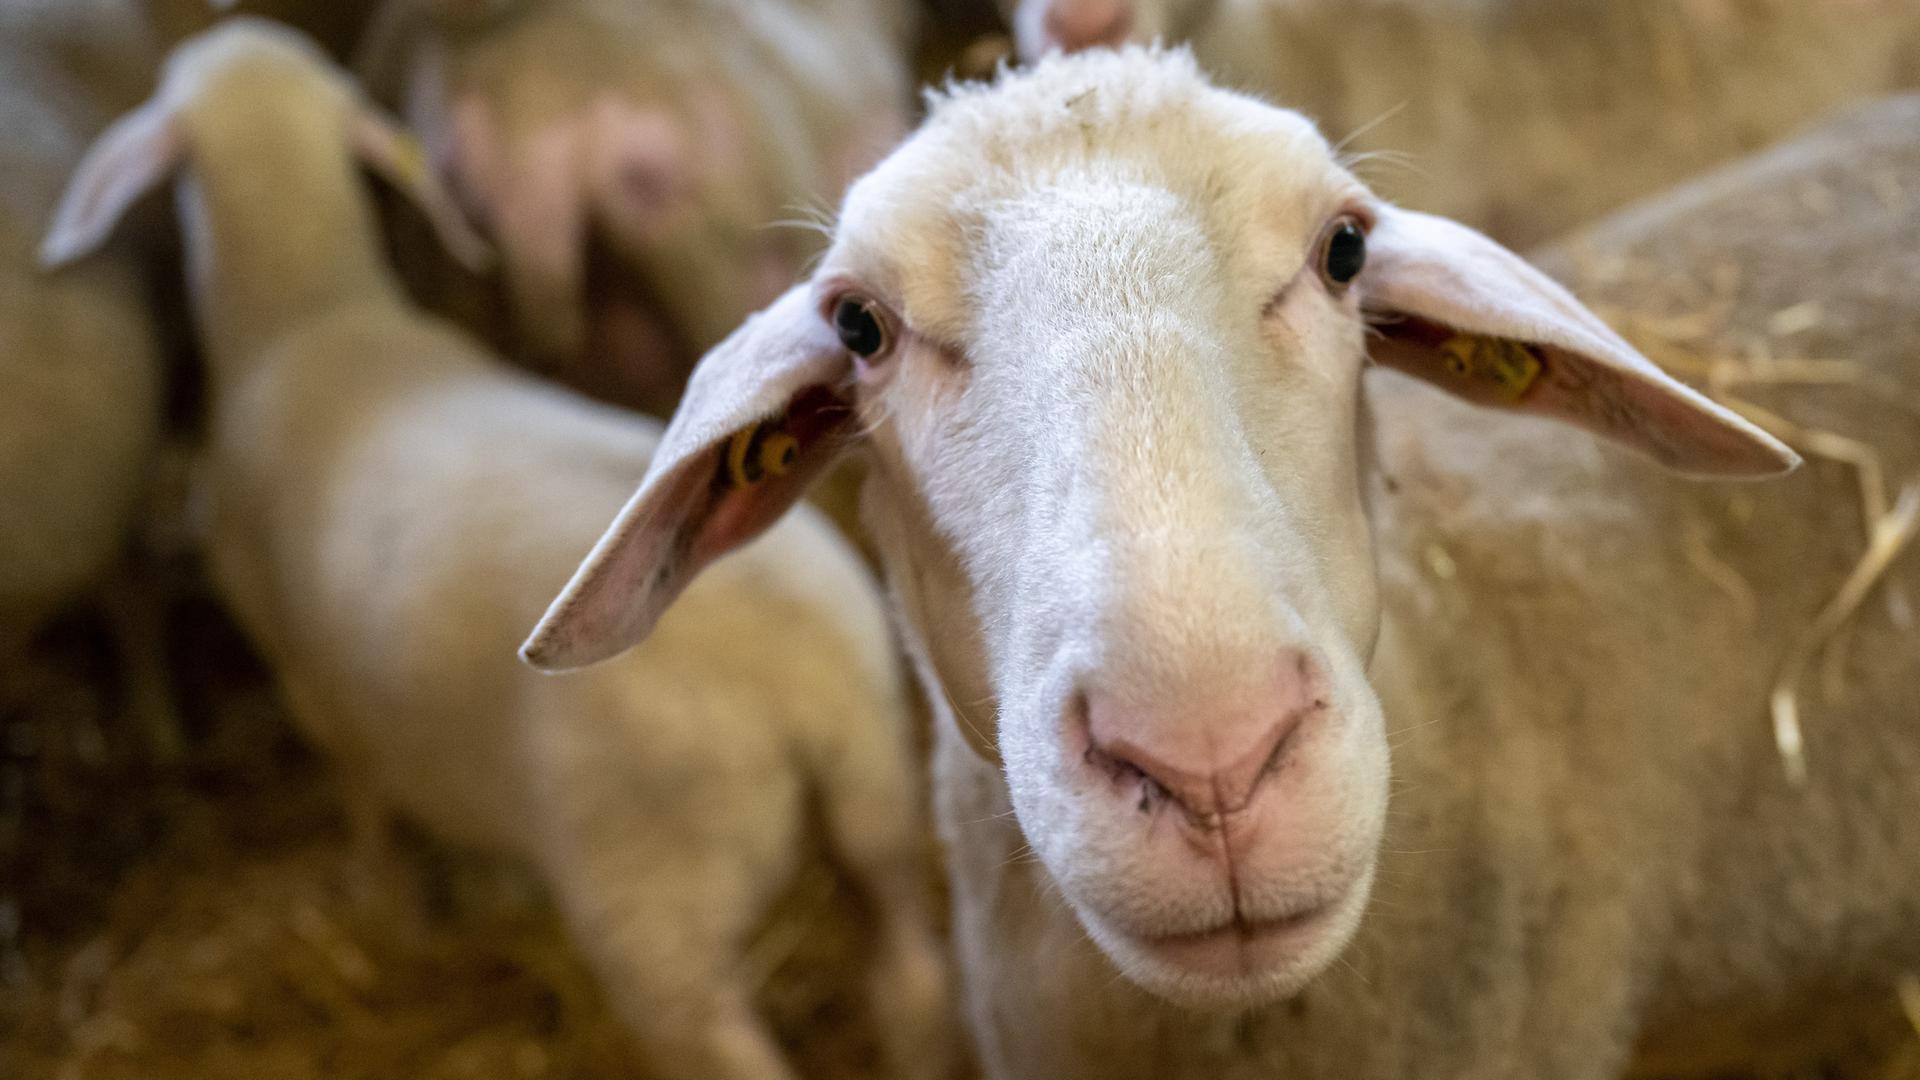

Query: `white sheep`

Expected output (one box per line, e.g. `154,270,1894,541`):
993,0,1920,246
526,48,1920,1079
357,0,915,414
43,20,954,1080
4,0,388,723
3,1,167,700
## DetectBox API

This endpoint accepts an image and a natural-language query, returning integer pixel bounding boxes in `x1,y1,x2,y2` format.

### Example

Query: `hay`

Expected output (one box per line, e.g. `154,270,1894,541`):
1889,975,1920,1080
1588,258,1919,789
1720,398,1890,538
1682,518,1759,618
1902,973,1920,1038
1769,483,1920,787
0,598,906,1080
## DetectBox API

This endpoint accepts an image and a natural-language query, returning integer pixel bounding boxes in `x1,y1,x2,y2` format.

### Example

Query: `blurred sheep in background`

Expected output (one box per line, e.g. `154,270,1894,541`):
358,0,916,415
0,0,432,744
1,1,168,733
994,0,1920,245
1,1,1917,1078
42,19,955,1080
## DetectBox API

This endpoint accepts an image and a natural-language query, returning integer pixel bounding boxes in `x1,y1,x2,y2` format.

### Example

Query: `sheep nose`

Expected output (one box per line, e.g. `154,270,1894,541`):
1082,649,1328,822
1043,0,1134,52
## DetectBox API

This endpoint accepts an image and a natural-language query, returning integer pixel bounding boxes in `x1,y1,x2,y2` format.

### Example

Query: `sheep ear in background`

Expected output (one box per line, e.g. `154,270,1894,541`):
349,106,494,273
1360,205,1798,478
40,99,184,268
445,96,595,363
522,284,855,672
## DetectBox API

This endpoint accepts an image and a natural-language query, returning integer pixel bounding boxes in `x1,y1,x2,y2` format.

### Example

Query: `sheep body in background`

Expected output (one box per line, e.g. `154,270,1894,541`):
44,21,954,1080
1516,90,1920,1078
3,0,406,705
2,0,168,686
526,49,1920,1080
359,0,914,414
999,0,1920,246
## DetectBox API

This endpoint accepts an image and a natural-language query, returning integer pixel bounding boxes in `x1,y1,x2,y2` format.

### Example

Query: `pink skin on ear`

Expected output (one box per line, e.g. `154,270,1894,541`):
526,383,853,670
522,284,854,671
1360,206,1798,478
697,386,853,559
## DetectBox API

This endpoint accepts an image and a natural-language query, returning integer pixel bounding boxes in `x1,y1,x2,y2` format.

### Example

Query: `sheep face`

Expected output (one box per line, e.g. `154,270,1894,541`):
523,48,1793,1012
822,66,1388,1012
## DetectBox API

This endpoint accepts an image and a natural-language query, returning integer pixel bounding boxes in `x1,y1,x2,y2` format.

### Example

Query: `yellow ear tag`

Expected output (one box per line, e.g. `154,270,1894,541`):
1438,335,1543,401
725,423,796,488
758,433,798,478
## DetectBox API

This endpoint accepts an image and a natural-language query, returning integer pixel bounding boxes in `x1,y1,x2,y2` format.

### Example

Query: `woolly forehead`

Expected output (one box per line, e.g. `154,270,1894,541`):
822,53,1363,342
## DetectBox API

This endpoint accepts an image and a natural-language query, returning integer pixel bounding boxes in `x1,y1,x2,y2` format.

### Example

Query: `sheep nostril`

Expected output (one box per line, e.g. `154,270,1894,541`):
1085,740,1142,784
1136,774,1172,815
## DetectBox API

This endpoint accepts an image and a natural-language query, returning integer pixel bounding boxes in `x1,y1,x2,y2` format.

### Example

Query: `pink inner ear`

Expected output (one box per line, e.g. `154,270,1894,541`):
691,386,856,564
1371,318,1789,474
524,389,852,669
1522,345,1779,472
1370,318,1527,410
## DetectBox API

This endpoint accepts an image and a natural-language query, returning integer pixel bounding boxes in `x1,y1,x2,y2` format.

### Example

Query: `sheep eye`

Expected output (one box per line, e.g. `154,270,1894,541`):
1322,219,1367,286
833,297,886,358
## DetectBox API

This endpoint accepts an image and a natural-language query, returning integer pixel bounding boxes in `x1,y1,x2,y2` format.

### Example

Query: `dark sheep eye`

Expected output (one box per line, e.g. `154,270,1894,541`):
833,297,886,357
1323,219,1367,285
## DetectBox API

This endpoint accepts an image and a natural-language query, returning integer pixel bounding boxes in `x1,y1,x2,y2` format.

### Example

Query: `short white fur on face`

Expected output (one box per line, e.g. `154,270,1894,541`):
831,51,1391,1006
525,47,1792,1010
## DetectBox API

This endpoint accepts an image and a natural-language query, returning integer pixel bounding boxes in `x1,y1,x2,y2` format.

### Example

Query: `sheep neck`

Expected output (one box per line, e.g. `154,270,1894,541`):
175,115,399,382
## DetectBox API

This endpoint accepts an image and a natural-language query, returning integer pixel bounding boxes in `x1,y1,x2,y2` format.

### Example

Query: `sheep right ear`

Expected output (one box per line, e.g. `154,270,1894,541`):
350,104,495,273
41,99,183,267
1361,205,1797,476
521,284,857,671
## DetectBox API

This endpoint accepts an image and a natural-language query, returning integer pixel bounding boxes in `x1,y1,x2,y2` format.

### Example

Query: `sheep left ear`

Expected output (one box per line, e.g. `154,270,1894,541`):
521,284,856,672
41,98,184,267
1361,205,1797,477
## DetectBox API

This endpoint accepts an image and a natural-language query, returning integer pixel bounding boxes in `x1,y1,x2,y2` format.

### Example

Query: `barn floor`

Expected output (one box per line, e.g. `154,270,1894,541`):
0,587,893,1080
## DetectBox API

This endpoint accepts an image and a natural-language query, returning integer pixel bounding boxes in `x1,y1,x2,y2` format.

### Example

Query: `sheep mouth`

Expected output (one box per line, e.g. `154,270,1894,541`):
1082,875,1373,1005
1131,900,1337,975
